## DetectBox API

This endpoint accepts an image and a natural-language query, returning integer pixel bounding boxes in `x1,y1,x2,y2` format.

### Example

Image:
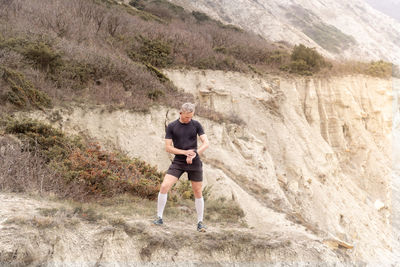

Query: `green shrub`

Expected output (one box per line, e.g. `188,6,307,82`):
288,59,313,76
0,36,98,90
48,61,95,90
129,0,145,10
132,0,186,21
144,63,170,82
192,11,210,22
1,67,52,109
283,44,327,75
366,60,392,78
194,55,238,71
266,50,290,65
291,44,325,70
214,45,279,66
0,36,61,71
128,36,173,68
5,119,75,161
217,23,242,32
172,180,212,201
0,36,34,54
22,42,62,71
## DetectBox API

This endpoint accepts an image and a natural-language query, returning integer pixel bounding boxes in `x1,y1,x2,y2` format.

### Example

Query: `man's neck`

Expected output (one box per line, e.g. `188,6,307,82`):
179,118,191,124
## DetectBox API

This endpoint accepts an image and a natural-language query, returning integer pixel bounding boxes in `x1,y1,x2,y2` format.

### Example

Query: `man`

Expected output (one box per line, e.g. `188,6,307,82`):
153,102,209,232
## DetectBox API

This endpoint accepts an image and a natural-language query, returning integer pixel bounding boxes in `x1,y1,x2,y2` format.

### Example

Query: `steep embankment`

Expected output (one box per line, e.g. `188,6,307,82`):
18,71,398,264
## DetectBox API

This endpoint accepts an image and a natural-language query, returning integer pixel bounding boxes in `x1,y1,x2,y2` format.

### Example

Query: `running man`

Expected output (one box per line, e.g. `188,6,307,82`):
153,102,209,232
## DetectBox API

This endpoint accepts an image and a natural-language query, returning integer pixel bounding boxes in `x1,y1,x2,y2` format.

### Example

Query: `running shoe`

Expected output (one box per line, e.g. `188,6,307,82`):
153,216,163,225
197,221,207,232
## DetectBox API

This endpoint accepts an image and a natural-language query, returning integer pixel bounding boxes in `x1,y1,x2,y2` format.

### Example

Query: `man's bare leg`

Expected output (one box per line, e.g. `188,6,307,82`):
160,174,179,194
191,181,206,231
191,181,203,199
155,174,178,224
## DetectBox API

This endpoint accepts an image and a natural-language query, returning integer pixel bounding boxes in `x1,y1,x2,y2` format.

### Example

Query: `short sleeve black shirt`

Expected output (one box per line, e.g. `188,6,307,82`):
165,119,205,163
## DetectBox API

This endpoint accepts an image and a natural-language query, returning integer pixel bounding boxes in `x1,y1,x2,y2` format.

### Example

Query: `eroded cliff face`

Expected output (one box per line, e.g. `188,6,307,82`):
163,70,395,262
25,71,398,264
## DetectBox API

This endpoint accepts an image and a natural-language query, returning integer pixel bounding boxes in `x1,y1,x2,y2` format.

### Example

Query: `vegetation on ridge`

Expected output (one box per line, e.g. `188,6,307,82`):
0,116,244,228
1,117,163,200
0,0,393,117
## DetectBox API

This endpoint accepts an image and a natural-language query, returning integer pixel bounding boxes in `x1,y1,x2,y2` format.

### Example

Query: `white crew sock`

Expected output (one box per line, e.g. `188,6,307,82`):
157,192,168,218
195,197,204,223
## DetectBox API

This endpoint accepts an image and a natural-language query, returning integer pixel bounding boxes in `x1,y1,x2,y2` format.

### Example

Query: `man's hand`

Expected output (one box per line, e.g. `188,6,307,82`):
186,150,196,164
185,150,196,157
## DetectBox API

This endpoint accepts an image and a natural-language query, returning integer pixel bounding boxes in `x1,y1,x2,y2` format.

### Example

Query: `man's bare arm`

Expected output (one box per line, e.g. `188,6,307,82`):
197,134,209,155
165,139,196,157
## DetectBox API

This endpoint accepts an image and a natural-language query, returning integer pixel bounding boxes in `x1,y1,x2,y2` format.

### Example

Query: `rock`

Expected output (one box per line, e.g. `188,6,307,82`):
374,199,385,210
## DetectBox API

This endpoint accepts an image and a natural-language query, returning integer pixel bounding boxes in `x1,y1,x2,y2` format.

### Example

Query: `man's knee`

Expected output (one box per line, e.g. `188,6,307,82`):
193,191,202,198
160,174,178,193
193,187,202,194
160,182,170,193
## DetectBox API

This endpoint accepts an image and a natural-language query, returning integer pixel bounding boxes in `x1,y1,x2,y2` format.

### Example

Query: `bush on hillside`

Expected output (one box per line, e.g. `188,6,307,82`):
192,11,210,22
291,44,326,70
266,50,290,66
128,36,173,68
0,36,93,90
1,67,52,110
3,119,164,200
130,0,186,21
144,63,170,83
366,60,392,78
281,44,329,75
48,60,95,90
214,45,285,66
129,0,145,10
2,118,222,202
23,42,63,71
171,180,212,201
5,119,80,162
193,55,239,71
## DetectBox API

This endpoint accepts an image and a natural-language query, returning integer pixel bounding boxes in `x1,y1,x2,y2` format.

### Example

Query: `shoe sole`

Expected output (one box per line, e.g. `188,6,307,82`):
197,228,206,232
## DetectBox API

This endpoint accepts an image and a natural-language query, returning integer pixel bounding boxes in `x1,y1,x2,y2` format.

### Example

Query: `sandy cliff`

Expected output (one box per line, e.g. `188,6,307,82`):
14,71,398,264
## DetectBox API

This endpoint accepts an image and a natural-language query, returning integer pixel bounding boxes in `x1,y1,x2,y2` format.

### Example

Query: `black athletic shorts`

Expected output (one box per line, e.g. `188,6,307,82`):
166,160,203,182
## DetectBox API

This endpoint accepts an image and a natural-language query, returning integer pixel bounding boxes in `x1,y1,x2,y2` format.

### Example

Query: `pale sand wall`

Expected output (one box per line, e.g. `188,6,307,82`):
23,71,398,263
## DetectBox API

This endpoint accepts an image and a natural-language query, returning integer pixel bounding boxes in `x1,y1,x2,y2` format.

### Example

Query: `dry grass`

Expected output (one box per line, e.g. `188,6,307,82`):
4,215,57,229
0,190,317,264
138,227,292,262
0,135,59,194
320,59,393,78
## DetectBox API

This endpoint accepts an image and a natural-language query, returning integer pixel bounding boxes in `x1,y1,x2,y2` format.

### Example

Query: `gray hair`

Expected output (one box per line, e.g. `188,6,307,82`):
180,102,195,113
